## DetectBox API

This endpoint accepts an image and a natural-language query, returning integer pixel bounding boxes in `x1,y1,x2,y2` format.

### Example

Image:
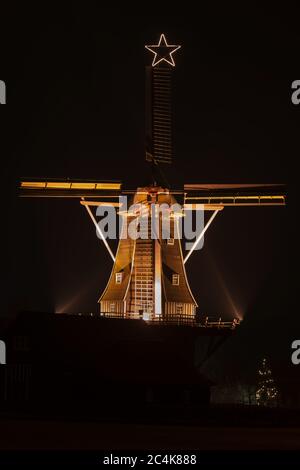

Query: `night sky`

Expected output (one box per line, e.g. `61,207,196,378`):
1,5,297,386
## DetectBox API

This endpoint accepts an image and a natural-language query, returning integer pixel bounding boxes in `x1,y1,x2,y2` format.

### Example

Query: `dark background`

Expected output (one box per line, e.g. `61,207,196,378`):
0,4,297,386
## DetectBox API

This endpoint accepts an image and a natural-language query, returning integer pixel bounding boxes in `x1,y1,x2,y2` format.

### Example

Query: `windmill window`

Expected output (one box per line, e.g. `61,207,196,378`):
172,274,180,285
115,272,123,284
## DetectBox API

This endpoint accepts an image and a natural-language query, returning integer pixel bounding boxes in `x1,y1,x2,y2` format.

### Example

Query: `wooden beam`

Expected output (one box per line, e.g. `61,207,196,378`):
80,201,121,207
184,204,224,211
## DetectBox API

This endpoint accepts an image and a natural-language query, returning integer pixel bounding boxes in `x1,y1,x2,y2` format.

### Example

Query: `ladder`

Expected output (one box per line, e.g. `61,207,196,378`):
129,216,154,318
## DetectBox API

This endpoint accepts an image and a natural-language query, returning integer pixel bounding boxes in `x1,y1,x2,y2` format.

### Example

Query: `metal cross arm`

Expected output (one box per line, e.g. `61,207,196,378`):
183,183,286,264
18,178,120,262
184,208,221,264
184,183,286,207
19,178,122,198
81,198,115,262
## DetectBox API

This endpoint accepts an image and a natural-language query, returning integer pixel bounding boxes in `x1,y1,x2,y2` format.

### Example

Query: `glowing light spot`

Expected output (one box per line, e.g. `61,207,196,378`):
145,34,181,67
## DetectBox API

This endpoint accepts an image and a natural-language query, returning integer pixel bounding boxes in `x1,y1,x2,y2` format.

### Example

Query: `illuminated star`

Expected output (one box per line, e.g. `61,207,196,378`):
145,34,181,67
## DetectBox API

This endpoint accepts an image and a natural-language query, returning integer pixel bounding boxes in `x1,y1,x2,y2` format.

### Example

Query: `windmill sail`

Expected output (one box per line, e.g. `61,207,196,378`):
145,34,181,166
146,66,172,164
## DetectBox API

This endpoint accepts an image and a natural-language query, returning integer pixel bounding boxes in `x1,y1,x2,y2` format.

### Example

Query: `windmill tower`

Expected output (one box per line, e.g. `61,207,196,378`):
99,186,197,321
19,34,286,327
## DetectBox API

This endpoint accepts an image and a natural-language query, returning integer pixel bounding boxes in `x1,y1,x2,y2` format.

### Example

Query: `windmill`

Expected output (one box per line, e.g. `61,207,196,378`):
19,34,286,327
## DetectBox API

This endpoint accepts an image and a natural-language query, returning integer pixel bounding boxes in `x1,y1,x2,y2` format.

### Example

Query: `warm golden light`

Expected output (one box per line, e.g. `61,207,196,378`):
71,183,96,189
21,182,45,188
20,180,122,191
96,183,121,190
46,182,71,189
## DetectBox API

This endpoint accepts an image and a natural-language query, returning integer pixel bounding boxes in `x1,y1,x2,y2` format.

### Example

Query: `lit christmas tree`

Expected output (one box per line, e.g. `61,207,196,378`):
256,357,279,407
